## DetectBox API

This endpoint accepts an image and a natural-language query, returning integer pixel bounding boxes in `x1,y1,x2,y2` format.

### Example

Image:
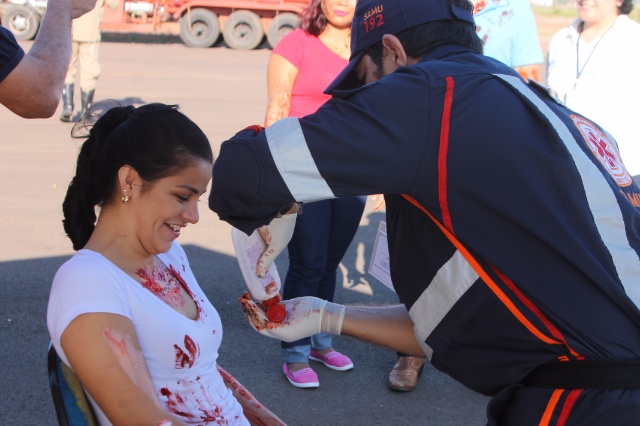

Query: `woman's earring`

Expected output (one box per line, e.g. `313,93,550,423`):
122,190,131,204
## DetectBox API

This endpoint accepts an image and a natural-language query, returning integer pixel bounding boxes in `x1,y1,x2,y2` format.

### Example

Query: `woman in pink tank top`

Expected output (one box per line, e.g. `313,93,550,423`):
263,0,366,390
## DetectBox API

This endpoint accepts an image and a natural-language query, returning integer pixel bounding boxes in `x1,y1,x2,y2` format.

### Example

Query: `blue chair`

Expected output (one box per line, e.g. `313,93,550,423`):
47,342,98,426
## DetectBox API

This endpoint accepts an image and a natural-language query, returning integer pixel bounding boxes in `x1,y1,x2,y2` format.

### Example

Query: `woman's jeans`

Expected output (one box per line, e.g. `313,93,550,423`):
281,196,366,363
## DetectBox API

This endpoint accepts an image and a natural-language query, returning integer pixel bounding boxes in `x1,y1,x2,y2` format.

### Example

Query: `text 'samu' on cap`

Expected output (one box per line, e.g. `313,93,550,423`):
324,0,475,94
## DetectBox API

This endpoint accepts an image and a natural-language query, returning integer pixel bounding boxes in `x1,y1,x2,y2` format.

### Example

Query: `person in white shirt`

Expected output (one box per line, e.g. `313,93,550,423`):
547,0,640,178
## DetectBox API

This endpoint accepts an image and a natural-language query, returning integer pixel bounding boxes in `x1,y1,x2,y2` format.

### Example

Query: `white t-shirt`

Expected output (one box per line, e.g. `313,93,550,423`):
47,242,249,425
546,15,640,175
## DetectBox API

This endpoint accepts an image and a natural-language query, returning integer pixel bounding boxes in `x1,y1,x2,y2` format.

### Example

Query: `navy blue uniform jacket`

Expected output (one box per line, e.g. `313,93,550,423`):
210,44,640,424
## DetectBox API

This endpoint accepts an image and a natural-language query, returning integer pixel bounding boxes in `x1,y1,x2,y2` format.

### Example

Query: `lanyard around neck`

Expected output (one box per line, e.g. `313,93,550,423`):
575,20,615,83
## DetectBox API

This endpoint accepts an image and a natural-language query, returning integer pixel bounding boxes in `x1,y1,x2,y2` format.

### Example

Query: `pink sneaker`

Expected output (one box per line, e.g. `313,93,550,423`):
309,349,354,371
282,364,319,388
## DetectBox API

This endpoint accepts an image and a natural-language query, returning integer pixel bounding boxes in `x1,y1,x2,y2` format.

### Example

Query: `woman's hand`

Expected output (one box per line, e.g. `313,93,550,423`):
217,365,286,426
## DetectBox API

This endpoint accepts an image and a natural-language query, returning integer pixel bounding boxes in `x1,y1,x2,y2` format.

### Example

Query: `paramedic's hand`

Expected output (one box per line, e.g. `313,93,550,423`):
238,293,345,342
256,213,297,277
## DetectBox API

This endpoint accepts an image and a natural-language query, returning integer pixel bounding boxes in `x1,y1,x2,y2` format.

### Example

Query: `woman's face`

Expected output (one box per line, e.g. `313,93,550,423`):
577,0,621,25
322,0,357,30
129,158,212,257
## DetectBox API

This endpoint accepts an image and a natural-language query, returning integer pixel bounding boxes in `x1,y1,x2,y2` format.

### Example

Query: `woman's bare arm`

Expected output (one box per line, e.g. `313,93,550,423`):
217,365,285,426
61,312,187,425
263,53,298,127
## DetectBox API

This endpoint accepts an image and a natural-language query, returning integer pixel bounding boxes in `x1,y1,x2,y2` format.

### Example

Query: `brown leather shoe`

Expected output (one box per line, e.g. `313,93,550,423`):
388,356,426,392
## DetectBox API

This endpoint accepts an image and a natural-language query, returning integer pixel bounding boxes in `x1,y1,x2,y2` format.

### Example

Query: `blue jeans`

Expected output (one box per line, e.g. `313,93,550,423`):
281,196,366,363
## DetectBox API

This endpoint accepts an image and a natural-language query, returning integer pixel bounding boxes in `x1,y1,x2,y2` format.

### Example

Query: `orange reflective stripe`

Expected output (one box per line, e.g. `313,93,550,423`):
401,194,563,346
493,268,581,358
539,389,564,426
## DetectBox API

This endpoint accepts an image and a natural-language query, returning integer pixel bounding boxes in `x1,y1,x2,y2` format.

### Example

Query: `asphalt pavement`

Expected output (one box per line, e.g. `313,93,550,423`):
0,37,489,425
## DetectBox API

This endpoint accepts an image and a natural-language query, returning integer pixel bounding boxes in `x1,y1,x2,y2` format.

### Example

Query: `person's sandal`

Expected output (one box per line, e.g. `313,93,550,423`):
282,363,319,388
388,356,426,392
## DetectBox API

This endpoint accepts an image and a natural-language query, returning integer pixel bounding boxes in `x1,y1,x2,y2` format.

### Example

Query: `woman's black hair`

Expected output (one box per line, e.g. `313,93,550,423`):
62,102,213,251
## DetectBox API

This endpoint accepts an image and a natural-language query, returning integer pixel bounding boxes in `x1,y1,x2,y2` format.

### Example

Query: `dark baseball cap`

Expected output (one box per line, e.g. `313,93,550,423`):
324,0,475,94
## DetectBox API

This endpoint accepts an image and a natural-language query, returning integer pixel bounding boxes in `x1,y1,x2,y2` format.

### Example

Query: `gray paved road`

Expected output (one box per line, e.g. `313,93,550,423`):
0,38,489,425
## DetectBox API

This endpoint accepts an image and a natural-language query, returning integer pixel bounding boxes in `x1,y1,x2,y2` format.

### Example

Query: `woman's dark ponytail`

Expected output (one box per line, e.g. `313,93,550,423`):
62,105,135,250
62,136,99,251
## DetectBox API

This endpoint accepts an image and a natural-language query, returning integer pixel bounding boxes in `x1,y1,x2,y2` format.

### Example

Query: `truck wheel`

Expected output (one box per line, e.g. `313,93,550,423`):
223,10,264,50
179,8,220,48
1,5,40,40
267,13,298,49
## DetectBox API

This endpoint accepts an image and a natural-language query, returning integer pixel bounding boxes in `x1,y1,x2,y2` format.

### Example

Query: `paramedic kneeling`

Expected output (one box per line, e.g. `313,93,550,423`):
209,0,640,423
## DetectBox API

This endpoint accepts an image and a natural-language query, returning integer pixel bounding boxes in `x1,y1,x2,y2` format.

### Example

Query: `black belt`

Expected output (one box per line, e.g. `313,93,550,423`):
522,359,640,389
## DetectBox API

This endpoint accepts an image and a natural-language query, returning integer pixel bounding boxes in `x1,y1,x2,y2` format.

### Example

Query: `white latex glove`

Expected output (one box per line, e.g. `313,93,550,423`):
238,293,345,343
256,213,297,277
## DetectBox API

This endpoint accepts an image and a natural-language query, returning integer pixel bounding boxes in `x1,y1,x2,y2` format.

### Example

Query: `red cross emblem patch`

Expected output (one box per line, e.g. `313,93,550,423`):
572,115,633,187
